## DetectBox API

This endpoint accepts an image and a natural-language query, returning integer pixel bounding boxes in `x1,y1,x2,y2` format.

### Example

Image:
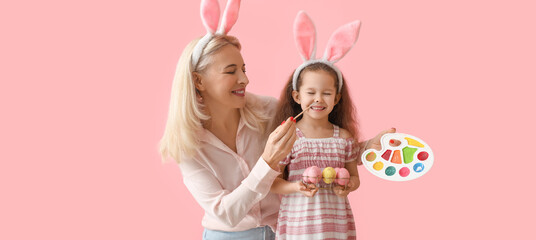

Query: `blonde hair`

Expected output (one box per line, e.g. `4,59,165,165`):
159,35,269,163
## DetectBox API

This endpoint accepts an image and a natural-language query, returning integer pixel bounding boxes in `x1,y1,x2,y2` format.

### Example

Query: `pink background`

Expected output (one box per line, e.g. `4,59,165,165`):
1,0,534,239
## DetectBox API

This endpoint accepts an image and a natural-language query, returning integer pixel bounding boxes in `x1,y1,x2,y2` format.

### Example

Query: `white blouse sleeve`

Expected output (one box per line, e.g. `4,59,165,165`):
179,156,279,228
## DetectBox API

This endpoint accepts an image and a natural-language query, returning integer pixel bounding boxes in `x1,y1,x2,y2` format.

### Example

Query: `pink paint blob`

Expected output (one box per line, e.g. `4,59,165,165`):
399,167,410,177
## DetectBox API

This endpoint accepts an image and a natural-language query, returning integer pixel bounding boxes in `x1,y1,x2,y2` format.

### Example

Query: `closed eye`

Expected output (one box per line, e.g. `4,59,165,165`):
224,64,238,74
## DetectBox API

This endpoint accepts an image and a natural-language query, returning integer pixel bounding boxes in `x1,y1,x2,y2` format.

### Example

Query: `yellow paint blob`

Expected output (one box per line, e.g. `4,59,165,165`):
373,161,384,171
405,137,424,147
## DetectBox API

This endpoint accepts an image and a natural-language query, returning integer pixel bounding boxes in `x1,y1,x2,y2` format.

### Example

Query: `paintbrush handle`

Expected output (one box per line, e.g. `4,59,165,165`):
295,111,305,119
294,104,313,119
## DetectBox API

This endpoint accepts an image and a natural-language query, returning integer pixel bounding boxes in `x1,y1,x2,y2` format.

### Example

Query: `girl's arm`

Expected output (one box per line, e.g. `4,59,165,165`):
333,128,362,197
271,164,319,197
346,160,360,192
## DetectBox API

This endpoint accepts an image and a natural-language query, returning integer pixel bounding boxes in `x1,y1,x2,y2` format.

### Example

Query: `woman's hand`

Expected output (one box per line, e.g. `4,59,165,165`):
262,117,297,170
296,181,318,197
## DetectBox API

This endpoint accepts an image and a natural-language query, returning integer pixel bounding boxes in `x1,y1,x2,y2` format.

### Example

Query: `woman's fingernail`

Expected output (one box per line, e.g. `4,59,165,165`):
281,121,286,125
290,117,295,122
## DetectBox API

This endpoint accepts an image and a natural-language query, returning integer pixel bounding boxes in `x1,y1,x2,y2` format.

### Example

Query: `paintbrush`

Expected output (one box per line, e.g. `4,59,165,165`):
294,102,316,119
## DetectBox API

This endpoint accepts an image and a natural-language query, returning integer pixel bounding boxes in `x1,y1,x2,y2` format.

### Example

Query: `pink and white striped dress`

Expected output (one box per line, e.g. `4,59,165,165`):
276,125,358,240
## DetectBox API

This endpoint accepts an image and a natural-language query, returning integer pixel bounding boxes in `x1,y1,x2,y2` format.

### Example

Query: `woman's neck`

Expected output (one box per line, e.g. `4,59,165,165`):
202,104,241,152
203,105,240,133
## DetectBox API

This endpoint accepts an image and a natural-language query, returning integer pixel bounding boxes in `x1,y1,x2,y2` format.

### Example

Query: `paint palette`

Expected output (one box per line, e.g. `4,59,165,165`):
361,133,434,181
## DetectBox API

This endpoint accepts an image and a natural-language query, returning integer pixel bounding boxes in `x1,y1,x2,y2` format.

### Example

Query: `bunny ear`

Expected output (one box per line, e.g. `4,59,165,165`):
218,0,241,34
323,20,361,63
294,11,317,61
200,0,221,34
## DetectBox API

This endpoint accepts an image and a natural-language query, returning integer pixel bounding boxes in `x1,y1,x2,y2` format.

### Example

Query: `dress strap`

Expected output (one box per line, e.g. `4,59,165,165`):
296,128,305,138
333,125,340,138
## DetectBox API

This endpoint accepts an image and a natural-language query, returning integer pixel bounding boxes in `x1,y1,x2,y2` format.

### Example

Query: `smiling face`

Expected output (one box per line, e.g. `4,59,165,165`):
194,44,248,110
292,70,341,121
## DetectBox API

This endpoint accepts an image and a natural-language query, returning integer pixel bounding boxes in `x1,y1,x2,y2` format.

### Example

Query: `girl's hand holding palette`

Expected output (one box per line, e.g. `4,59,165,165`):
361,133,434,181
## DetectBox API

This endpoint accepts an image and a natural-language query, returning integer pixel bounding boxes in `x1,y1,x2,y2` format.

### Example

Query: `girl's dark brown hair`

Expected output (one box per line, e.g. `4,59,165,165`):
272,62,360,142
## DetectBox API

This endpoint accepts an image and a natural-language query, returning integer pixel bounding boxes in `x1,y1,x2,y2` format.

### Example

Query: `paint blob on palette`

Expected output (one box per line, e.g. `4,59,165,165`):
361,133,434,181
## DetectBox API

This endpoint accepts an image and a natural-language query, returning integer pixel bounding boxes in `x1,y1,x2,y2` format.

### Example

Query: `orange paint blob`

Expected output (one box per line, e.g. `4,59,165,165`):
391,150,402,164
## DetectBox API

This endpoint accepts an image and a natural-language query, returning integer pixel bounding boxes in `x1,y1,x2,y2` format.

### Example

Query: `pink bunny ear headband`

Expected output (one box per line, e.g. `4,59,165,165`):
292,11,362,92
191,0,241,68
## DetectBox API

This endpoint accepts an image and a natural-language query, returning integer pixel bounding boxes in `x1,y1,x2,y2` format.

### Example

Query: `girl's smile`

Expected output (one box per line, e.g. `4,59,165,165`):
310,105,326,111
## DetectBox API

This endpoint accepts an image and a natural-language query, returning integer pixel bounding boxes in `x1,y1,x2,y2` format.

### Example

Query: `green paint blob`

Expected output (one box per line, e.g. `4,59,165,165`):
385,166,396,176
402,147,418,164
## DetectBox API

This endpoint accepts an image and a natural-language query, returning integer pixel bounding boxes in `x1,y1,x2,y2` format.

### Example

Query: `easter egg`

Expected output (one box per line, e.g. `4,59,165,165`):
302,167,312,183
335,168,350,185
322,167,336,184
308,166,322,184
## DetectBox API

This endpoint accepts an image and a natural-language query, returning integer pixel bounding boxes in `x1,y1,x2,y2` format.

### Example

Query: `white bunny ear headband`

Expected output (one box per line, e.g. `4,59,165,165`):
292,11,362,92
191,0,241,68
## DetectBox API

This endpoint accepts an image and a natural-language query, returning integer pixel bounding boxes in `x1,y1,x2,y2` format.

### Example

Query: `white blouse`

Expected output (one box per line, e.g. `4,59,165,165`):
179,93,281,232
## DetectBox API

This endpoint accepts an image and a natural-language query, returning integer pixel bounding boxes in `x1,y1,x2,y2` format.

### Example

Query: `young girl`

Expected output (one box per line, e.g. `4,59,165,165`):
270,11,394,240
272,62,360,240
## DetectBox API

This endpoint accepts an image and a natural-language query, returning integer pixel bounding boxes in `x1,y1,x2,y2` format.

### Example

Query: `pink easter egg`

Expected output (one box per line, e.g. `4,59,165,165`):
308,166,322,184
302,167,312,183
333,168,341,184
336,168,350,185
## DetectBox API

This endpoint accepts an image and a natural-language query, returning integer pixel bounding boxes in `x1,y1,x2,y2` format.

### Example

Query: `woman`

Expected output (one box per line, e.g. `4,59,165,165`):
160,33,296,239
160,1,296,239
